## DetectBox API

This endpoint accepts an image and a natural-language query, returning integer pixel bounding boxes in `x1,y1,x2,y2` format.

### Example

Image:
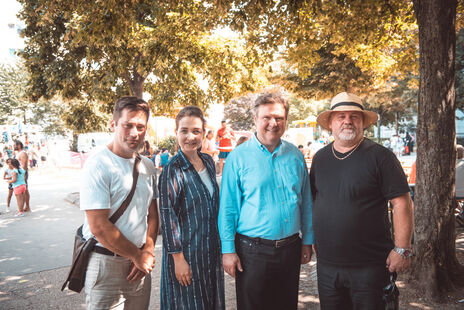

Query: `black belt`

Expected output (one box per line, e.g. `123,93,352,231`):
237,233,300,248
93,246,122,257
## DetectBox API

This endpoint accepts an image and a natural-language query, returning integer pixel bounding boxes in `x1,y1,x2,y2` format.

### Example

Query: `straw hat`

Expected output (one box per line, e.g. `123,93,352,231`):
316,92,379,131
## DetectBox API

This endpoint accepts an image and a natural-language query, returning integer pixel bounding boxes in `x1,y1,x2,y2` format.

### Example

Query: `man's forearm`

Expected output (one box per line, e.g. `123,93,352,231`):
91,219,144,260
391,193,414,248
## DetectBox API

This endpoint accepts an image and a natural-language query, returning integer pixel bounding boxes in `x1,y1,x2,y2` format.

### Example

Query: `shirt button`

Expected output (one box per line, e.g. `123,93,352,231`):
285,219,288,222
282,202,285,205
277,185,281,188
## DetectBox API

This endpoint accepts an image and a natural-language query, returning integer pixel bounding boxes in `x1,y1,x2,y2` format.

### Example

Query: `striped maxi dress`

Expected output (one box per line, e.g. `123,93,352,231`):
158,150,225,310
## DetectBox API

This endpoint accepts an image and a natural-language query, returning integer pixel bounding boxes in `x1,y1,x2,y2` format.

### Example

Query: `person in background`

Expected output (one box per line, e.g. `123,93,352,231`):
456,145,464,226
151,149,161,168
141,141,152,158
219,92,313,310
159,106,225,309
202,130,219,159
235,135,249,147
3,158,14,213
159,149,170,171
14,140,31,212
216,120,236,175
6,159,27,217
310,92,413,309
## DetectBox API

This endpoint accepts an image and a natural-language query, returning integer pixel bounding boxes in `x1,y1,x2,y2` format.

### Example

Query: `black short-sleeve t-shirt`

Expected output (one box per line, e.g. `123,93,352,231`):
310,138,410,266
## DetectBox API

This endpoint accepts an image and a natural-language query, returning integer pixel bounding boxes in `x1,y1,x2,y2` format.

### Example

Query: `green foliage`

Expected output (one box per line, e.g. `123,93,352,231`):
271,44,375,100
61,100,112,134
287,95,317,125
223,93,256,131
17,0,267,117
367,74,418,134
0,62,66,135
156,135,177,155
223,0,418,92
0,62,29,124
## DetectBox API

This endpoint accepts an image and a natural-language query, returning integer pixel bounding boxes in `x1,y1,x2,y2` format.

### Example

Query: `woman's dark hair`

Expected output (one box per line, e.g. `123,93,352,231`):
175,106,206,131
10,159,22,174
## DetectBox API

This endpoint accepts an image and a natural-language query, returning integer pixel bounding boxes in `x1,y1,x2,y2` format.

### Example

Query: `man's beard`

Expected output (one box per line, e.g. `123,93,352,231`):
338,128,358,141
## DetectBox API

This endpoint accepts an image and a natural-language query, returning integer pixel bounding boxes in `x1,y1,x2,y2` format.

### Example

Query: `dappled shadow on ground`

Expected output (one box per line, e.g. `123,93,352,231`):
0,268,85,310
398,227,464,310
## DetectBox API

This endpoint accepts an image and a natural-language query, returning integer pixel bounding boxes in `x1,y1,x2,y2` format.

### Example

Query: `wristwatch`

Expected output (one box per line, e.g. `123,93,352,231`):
393,246,413,259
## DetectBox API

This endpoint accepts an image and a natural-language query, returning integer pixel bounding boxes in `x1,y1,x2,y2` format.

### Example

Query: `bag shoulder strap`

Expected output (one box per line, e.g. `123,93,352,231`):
108,153,141,224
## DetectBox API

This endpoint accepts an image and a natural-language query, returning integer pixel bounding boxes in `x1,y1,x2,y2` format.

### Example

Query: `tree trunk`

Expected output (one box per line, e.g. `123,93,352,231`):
413,0,464,300
130,71,145,99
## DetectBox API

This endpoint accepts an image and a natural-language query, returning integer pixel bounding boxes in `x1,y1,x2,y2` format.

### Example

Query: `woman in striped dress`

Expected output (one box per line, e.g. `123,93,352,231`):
159,106,225,310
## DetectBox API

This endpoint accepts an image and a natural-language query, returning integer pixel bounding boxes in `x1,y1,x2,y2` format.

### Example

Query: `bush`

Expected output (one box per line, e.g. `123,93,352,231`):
156,136,177,155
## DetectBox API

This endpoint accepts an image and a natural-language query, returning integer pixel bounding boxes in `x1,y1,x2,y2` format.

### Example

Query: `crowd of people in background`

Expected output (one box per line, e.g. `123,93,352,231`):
1,139,41,216
136,119,250,177
384,132,415,157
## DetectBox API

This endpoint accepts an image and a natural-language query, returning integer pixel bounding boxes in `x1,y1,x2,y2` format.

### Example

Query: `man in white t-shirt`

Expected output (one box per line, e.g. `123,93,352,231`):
80,96,159,310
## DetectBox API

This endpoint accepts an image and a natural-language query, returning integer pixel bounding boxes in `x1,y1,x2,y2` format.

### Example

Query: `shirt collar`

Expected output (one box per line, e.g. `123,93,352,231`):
177,149,207,171
177,149,193,170
251,133,282,155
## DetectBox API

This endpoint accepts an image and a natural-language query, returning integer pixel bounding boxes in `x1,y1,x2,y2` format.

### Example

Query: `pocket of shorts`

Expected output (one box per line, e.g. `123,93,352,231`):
84,253,102,291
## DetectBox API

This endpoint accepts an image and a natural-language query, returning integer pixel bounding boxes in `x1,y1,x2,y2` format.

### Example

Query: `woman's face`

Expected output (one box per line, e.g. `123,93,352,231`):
176,116,204,153
6,160,12,169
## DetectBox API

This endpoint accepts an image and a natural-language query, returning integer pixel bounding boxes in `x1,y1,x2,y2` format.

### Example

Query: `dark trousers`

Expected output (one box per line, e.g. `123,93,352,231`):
235,235,302,310
317,262,389,310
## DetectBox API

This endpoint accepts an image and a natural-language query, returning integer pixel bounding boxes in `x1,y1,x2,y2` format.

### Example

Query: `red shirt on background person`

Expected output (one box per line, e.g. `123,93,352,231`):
216,120,236,175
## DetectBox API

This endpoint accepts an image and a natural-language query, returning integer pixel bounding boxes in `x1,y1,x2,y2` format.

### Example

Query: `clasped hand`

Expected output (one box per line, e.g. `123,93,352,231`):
127,250,155,282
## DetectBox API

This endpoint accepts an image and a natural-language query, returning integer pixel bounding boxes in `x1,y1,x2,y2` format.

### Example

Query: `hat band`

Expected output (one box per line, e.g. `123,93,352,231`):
331,102,364,110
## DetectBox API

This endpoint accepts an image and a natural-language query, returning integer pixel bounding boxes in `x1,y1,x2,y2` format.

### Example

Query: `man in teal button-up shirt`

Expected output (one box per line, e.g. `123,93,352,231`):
218,92,314,310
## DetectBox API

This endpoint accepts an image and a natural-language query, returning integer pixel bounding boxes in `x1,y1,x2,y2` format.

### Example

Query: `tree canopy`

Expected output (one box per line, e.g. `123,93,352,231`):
0,62,65,135
18,0,267,116
222,0,418,96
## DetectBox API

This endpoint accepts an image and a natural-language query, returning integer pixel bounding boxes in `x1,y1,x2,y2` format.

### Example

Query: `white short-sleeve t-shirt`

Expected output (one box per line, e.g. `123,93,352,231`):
80,147,157,247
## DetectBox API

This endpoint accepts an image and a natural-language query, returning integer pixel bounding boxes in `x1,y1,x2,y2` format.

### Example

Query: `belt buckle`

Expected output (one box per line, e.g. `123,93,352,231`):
275,239,286,248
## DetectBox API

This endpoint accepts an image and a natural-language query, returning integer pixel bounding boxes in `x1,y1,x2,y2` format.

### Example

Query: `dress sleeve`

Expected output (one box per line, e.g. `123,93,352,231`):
158,164,183,254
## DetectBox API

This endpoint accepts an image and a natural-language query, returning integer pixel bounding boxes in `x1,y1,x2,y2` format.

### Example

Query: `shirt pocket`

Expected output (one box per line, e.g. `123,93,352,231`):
282,165,303,204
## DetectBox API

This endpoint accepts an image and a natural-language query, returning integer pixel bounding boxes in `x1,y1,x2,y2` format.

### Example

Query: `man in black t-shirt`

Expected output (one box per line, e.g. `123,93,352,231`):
310,92,414,309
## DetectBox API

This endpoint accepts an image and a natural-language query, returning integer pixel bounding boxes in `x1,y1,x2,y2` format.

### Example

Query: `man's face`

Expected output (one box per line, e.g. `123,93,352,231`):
221,122,226,129
329,111,364,143
254,103,287,147
14,143,20,151
111,109,148,157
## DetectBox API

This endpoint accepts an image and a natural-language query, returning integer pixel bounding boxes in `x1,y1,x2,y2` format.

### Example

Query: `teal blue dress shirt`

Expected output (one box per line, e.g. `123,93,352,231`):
218,134,314,254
